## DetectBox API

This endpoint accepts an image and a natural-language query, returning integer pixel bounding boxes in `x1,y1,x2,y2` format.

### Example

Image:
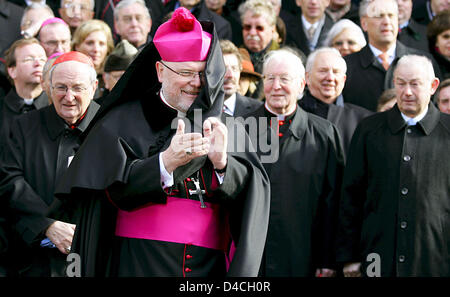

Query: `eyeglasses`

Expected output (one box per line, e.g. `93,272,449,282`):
120,14,149,24
52,84,88,95
63,2,92,17
20,56,47,64
160,61,205,80
243,24,266,32
263,74,294,85
43,39,70,49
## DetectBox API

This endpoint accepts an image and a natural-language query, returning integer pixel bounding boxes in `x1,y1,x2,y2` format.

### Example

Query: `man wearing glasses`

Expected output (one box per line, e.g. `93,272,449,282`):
0,51,99,276
0,38,49,152
246,48,345,277
55,7,270,277
38,17,71,57
58,0,94,33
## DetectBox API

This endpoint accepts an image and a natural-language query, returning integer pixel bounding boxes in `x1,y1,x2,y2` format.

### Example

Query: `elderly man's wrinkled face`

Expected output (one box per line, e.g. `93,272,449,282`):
114,2,151,49
242,12,275,53
361,0,398,49
394,62,439,117
8,43,47,86
39,23,71,57
306,51,347,104
438,85,450,114
59,0,94,30
263,57,305,115
51,61,97,124
156,60,206,114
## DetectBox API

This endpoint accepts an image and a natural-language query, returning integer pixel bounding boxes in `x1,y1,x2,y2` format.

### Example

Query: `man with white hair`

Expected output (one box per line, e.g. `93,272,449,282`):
342,0,439,112
300,47,372,154
0,51,100,276
246,48,345,277
336,54,450,277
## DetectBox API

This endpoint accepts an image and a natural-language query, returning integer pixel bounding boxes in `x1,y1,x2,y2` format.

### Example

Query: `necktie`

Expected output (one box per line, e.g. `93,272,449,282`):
378,52,390,70
307,26,316,42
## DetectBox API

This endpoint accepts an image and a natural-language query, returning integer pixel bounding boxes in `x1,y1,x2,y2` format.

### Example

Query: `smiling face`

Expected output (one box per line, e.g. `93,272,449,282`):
51,61,97,124
156,60,206,114
114,2,151,49
306,51,347,104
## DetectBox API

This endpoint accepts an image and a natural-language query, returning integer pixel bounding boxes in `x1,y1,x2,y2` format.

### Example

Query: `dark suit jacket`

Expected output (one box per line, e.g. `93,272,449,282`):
398,19,429,52
0,0,23,57
342,41,440,111
283,10,334,57
162,0,232,41
299,91,373,156
412,0,433,25
221,93,262,123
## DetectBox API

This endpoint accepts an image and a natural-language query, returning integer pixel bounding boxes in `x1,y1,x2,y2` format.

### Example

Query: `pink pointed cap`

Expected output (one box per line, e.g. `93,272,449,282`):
153,7,212,62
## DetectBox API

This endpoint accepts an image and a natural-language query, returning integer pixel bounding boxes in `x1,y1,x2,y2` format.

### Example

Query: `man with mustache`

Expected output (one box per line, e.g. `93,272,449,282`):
0,38,48,153
219,39,262,118
342,0,439,112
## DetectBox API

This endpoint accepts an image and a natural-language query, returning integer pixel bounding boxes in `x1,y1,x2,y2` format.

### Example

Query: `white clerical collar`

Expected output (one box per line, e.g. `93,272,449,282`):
401,106,428,126
223,93,236,116
264,102,296,120
399,20,409,30
159,89,186,118
369,43,396,64
23,98,34,105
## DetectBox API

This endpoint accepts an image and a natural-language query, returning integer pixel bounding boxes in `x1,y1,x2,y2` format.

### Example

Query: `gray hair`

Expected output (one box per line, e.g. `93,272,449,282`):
49,61,97,94
114,0,150,21
359,0,398,18
305,47,347,74
60,0,94,10
324,19,367,49
263,48,305,80
21,3,54,27
238,0,277,26
394,55,436,82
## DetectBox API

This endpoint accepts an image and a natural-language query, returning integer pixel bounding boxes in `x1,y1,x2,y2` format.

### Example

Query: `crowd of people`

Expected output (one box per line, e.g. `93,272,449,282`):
0,0,449,278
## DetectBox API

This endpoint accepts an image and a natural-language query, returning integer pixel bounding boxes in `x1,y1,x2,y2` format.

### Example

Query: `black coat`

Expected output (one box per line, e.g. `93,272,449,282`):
284,10,335,57
412,0,433,25
0,89,48,153
336,103,450,277
342,41,440,111
0,0,23,57
55,22,270,277
161,0,232,41
397,19,429,53
222,93,262,120
246,105,345,276
0,102,99,275
299,91,373,156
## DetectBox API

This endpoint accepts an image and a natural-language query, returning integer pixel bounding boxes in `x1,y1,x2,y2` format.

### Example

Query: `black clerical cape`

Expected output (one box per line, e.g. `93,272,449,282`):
0,102,99,275
246,105,345,276
55,22,270,277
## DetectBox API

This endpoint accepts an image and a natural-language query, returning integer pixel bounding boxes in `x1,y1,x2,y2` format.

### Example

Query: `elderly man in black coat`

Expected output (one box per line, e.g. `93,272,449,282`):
0,51,100,276
246,48,345,277
342,0,439,112
337,54,450,277
299,47,372,155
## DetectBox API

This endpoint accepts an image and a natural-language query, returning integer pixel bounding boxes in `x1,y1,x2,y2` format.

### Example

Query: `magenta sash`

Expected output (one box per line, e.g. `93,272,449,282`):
115,197,230,251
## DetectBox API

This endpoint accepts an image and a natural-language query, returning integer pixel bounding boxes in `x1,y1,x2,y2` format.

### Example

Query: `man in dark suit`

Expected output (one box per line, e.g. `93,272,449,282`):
299,47,372,155
412,0,450,25
284,0,334,57
0,0,23,57
220,39,262,118
342,0,439,112
397,0,429,52
161,0,232,41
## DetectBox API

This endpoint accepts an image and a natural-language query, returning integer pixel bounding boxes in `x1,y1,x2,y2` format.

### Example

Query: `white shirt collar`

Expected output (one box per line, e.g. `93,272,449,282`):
23,98,34,105
401,105,429,126
223,93,236,116
25,0,46,5
369,43,396,64
264,102,297,120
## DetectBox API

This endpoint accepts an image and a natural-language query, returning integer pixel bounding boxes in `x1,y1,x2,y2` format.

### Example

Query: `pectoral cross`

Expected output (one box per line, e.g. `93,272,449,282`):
189,177,207,209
